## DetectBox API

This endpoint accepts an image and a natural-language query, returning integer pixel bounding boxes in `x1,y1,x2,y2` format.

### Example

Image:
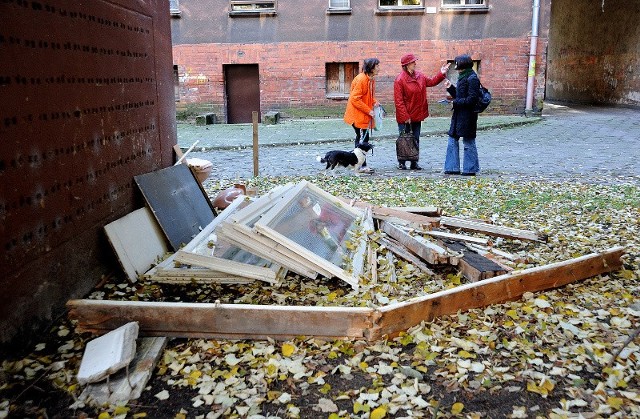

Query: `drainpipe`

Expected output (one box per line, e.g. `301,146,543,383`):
525,0,540,113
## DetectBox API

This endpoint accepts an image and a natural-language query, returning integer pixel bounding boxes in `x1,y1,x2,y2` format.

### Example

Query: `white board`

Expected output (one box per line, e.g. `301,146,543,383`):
105,207,168,282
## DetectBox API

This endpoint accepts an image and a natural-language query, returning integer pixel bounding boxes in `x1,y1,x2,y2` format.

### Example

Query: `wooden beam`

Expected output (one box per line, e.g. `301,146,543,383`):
370,246,625,340
174,250,277,284
338,198,440,228
67,300,375,340
440,216,547,242
380,221,447,265
390,206,441,216
378,237,435,276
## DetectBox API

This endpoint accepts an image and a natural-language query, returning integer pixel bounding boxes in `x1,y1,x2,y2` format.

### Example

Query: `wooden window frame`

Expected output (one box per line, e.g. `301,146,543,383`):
326,62,358,99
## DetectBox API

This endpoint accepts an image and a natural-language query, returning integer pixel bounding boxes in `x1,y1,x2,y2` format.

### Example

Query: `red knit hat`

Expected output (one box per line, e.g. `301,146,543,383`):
401,53,417,66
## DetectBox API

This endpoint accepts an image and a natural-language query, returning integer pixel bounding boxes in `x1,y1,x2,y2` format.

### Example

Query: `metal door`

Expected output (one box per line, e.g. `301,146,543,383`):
225,64,260,123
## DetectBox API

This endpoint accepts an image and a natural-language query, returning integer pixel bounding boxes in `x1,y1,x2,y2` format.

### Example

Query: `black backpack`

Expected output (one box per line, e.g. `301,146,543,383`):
474,82,491,113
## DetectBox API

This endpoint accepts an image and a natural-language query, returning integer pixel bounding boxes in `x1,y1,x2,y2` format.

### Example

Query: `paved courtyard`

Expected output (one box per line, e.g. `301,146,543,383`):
183,103,640,184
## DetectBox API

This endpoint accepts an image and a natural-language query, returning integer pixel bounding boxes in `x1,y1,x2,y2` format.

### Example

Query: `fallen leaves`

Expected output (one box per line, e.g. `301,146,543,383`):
2,176,640,418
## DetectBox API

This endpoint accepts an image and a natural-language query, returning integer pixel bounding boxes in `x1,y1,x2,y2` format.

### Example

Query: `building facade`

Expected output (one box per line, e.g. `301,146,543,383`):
170,0,551,122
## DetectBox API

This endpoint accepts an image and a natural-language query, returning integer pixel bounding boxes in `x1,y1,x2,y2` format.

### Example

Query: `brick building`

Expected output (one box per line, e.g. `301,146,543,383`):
1,0,637,346
170,0,639,123
170,0,549,122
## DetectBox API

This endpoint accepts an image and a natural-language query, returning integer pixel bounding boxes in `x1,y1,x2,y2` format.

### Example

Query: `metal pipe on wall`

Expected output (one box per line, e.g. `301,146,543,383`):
525,0,541,112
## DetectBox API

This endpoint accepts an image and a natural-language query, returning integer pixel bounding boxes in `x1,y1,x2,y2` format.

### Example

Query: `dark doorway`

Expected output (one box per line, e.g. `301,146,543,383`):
225,64,260,123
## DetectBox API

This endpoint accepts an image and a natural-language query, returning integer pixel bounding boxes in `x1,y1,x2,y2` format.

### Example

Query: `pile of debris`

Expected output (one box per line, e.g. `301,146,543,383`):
67,165,624,406
69,166,623,340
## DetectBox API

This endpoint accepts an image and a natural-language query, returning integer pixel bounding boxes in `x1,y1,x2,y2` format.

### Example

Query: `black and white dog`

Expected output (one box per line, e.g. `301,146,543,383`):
316,142,374,173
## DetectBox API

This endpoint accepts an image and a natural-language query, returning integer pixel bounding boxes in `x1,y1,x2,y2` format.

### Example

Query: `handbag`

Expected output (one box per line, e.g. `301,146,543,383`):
474,82,491,113
395,126,419,162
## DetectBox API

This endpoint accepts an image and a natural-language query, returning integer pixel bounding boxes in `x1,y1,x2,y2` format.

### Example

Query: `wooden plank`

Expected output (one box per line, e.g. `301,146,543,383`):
378,237,435,276
370,246,625,340
352,207,373,280
340,198,440,228
174,250,277,284
440,216,547,242
390,206,442,216
104,207,168,282
67,300,375,340
421,229,489,246
442,241,507,282
380,221,445,265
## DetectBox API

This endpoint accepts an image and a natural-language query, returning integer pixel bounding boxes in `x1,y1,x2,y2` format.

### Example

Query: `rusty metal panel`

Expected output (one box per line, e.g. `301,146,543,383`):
0,0,176,344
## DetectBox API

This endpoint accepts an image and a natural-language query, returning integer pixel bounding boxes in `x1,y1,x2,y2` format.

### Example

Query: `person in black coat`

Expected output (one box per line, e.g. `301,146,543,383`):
443,54,481,176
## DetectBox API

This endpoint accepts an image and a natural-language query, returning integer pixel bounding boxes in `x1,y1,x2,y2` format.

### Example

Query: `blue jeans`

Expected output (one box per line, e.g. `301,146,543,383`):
444,136,480,174
397,122,422,164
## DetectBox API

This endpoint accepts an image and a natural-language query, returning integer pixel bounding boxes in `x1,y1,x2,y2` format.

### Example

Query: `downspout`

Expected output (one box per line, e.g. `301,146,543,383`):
525,0,540,113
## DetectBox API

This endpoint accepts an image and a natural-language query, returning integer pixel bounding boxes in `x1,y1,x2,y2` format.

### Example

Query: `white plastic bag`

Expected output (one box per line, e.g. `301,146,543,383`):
373,104,385,131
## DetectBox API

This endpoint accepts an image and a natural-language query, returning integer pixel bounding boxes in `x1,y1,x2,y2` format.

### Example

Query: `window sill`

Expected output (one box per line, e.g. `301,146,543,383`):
375,7,424,16
326,94,349,100
326,8,352,15
170,10,182,17
439,5,489,13
228,10,277,17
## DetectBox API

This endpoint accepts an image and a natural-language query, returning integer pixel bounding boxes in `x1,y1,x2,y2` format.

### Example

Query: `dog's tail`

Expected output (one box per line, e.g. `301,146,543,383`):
316,155,326,163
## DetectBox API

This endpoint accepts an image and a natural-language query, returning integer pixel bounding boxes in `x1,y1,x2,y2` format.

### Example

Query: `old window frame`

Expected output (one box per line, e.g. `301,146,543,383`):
252,181,365,289
440,0,488,12
326,62,359,99
378,0,423,8
229,0,277,16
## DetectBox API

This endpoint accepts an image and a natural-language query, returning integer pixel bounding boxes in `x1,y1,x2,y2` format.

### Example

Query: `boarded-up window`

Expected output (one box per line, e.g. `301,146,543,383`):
326,62,358,98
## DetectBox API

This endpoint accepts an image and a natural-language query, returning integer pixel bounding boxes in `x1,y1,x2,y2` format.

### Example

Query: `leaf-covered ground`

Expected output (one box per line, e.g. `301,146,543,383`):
2,176,639,419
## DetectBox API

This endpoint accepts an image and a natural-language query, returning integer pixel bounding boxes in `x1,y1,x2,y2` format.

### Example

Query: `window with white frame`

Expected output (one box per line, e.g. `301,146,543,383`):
442,0,485,6
169,0,181,16
329,0,350,8
326,62,359,98
230,0,276,12
379,0,422,7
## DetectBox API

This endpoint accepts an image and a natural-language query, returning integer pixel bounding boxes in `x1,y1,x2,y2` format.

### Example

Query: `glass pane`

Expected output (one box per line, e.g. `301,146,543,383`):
402,0,421,4
379,0,398,6
330,0,349,7
442,0,462,4
265,190,359,268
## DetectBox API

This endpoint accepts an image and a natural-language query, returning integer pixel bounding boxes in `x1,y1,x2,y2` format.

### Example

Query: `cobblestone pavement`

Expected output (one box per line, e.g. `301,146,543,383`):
186,103,640,185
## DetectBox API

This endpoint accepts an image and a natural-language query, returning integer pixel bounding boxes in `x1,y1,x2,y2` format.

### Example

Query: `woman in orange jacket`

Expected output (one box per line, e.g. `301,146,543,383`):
343,58,380,152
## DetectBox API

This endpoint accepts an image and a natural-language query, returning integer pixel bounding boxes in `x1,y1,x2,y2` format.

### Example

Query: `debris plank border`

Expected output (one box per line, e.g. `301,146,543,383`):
67,247,623,341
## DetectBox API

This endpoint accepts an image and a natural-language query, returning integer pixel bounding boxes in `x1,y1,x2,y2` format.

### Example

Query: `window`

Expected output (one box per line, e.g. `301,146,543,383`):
230,1,276,12
379,0,422,7
169,0,181,16
329,0,350,8
326,62,359,98
442,0,486,7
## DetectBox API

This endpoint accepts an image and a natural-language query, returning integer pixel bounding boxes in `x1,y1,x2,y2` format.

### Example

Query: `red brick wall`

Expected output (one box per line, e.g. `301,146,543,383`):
173,37,545,120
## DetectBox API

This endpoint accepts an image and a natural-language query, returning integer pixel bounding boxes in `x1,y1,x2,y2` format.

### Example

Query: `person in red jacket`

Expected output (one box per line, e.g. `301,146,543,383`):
394,54,450,170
